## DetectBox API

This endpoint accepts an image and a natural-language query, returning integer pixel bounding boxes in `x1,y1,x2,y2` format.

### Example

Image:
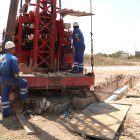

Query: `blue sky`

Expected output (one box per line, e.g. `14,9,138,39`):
0,0,140,54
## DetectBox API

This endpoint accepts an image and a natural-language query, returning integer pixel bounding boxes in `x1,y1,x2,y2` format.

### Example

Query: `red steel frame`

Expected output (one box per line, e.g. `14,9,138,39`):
14,12,34,64
21,74,94,89
14,0,95,89
33,0,57,69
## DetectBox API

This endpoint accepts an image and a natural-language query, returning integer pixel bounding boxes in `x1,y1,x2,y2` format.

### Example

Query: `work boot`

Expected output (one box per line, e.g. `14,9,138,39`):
68,69,79,73
2,113,12,119
68,66,79,73
78,68,83,73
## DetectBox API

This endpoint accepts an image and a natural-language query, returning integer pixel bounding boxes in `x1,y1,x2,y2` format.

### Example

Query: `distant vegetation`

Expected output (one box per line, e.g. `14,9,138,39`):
84,51,140,66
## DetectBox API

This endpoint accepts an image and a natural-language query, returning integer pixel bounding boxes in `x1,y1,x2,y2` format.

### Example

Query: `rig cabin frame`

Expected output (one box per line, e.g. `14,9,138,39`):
4,0,95,91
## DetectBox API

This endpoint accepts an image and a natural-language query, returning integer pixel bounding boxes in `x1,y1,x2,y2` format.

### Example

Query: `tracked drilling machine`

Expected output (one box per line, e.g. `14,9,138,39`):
3,0,95,92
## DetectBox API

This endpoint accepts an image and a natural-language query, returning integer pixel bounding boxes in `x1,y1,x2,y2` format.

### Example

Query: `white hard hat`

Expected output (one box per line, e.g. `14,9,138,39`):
73,22,79,27
5,41,15,49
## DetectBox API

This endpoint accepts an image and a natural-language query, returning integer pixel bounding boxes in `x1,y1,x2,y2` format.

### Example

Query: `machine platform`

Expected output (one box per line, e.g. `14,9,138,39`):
20,72,95,89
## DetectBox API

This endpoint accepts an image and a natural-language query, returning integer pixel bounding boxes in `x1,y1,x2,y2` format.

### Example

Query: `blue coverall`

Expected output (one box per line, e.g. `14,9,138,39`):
72,27,85,72
0,53,28,116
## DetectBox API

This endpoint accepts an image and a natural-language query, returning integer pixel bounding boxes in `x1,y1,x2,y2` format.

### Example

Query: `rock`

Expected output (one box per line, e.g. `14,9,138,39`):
35,97,51,114
53,100,72,115
72,96,97,109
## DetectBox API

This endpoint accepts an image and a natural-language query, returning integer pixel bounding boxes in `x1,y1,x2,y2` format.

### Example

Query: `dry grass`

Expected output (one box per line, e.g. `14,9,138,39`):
84,54,140,66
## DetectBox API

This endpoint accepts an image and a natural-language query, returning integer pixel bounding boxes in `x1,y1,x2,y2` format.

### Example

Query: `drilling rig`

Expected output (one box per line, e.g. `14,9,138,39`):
4,0,95,91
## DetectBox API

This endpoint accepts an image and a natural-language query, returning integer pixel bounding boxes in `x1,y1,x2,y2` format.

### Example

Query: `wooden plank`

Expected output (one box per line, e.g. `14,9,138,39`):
16,113,35,135
67,102,130,140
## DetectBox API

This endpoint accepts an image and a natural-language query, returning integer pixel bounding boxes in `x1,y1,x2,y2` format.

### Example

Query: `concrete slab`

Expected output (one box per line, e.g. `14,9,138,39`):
67,102,130,140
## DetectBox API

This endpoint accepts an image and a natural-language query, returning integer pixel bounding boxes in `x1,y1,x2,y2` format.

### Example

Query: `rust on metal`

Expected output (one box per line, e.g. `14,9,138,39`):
20,73,95,89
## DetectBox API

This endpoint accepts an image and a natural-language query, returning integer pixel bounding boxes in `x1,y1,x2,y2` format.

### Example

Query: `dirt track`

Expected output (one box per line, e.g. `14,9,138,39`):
93,66,140,84
0,66,140,140
92,66,140,139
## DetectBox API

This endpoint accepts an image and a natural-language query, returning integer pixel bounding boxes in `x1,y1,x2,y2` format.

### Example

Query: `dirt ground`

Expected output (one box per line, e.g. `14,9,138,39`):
1,66,140,140
119,82,140,140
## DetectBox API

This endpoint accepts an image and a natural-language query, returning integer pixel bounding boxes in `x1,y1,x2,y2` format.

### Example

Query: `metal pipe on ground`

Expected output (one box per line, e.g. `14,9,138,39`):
104,85,128,103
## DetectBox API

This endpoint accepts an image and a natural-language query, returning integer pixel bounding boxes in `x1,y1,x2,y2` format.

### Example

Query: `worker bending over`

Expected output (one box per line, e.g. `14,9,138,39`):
0,41,28,118
71,22,85,73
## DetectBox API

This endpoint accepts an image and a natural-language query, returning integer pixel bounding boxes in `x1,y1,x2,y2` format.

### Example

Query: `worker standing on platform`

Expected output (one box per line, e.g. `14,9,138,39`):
71,22,85,73
0,41,28,118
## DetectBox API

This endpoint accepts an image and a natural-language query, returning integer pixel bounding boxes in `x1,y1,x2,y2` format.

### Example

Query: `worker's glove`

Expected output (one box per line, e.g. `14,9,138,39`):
14,74,20,78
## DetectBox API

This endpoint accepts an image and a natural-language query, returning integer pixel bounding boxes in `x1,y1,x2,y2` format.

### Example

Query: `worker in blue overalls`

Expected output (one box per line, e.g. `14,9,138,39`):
71,22,85,73
0,41,28,118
